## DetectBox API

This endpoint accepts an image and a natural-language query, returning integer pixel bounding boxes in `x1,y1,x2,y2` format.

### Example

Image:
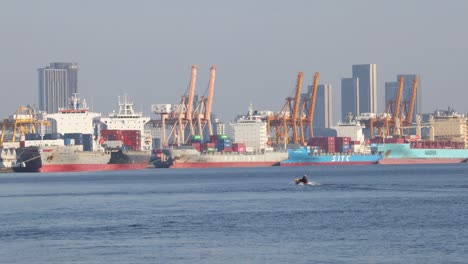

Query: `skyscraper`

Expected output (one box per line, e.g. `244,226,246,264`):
316,84,333,128
303,83,333,129
38,62,78,114
352,64,377,114
341,77,359,122
385,74,421,123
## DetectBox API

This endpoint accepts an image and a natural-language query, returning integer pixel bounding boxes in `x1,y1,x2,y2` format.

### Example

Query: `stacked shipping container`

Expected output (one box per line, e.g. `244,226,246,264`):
100,129,141,151
308,137,336,153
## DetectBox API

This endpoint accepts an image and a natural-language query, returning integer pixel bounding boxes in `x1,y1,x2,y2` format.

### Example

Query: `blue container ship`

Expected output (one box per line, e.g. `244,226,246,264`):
377,142,468,164
280,146,382,166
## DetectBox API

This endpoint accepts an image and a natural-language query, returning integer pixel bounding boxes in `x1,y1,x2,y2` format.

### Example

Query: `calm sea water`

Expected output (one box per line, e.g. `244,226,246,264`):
0,164,467,264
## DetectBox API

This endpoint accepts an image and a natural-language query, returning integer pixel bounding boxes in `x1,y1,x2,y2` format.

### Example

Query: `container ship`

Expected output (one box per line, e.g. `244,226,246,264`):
98,95,152,169
13,94,151,172
13,144,112,172
281,136,382,166
160,140,288,169
155,107,288,168
377,138,468,164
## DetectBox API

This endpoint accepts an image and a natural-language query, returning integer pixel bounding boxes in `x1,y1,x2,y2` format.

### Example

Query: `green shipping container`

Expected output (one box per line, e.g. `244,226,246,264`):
191,135,202,140
217,134,229,140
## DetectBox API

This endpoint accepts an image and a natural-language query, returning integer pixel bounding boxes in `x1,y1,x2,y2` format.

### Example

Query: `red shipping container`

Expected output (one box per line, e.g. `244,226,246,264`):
336,137,351,143
223,147,233,152
232,143,246,152
192,143,201,151
100,130,123,141
210,135,219,143
201,142,215,150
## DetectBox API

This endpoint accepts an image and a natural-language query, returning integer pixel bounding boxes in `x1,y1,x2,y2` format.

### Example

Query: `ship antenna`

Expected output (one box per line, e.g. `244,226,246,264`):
248,101,253,117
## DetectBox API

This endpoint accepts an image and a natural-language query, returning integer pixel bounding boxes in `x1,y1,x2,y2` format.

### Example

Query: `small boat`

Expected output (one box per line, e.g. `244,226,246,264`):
294,176,320,186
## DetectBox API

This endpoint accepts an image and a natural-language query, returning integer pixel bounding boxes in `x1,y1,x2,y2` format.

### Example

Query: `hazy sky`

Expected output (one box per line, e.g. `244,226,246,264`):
1,0,467,124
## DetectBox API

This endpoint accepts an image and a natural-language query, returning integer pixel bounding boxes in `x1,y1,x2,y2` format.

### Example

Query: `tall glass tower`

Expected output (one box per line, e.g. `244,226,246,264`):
352,64,377,115
38,62,78,114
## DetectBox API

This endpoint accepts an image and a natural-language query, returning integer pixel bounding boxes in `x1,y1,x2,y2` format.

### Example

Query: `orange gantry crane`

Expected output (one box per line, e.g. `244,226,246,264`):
366,75,419,139
192,66,216,138
392,76,405,136
367,76,405,138
405,75,419,126
306,72,320,139
267,71,319,147
152,65,216,147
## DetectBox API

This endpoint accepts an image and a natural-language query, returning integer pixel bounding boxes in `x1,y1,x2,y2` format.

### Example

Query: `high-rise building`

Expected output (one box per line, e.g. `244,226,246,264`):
38,62,78,114
385,74,421,123
305,84,333,128
341,78,359,122
352,64,377,114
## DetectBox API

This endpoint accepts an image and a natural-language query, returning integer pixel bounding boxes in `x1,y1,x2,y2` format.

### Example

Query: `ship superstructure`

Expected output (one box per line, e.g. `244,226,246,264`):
100,95,152,151
230,105,269,152
47,94,100,135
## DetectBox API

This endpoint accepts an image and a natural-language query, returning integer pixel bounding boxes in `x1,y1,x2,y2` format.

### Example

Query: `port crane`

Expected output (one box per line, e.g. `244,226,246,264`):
0,106,49,147
191,66,216,138
151,65,216,147
403,76,419,134
365,76,405,139
267,71,319,146
305,72,320,139
365,75,419,140
267,72,303,146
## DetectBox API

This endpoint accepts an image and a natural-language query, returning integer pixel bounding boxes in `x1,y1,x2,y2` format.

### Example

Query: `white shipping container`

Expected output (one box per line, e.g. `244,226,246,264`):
2,142,20,148
104,140,123,148
25,139,65,147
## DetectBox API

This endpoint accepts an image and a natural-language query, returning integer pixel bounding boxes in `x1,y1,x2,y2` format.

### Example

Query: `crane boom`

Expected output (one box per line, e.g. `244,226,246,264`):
186,65,197,135
393,76,404,121
406,76,419,125
393,76,404,136
205,66,216,135
307,72,320,138
291,72,303,144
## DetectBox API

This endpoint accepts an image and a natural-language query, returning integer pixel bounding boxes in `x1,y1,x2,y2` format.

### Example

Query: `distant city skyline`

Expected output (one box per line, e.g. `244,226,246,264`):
1,1,467,124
